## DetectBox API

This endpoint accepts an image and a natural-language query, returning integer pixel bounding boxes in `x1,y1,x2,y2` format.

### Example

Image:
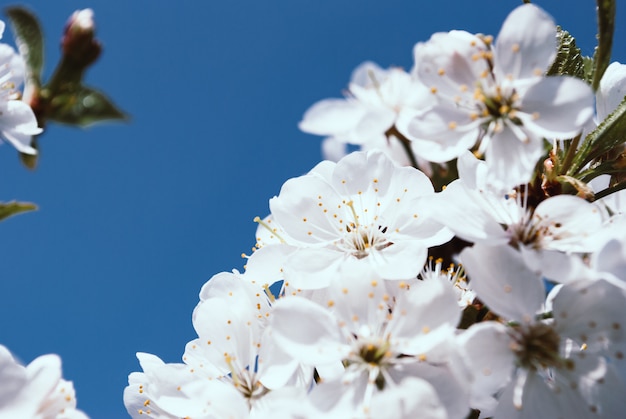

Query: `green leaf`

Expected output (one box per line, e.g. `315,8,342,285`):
46,85,128,127
5,7,44,86
0,200,37,222
578,158,626,183
582,55,595,84
546,27,585,80
569,95,626,175
592,0,615,91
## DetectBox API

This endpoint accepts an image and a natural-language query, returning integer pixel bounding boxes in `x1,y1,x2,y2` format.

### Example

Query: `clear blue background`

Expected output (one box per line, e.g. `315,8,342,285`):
0,1,623,417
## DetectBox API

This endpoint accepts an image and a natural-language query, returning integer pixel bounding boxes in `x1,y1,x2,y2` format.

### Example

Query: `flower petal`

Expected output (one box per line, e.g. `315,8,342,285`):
460,244,544,321
270,296,349,365
494,4,556,80
518,76,594,138
597,61,626,122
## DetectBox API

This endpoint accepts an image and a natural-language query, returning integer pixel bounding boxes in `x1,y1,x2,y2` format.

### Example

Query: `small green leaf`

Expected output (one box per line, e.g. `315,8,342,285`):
47,85,128,127
546,27,585,80
592,0,615,91
5,7,44,86
569,95,626,175
0,200,37,222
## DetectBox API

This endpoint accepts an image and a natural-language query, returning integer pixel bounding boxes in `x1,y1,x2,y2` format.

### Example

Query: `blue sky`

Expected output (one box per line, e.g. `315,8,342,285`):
0,1,624,417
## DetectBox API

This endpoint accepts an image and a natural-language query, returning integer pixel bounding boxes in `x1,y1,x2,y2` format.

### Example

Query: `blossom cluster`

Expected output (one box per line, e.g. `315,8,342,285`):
122,4,626,419
1,2,624,419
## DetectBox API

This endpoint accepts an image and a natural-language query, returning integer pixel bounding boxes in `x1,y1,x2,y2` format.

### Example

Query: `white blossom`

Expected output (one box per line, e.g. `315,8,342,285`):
403,4,594,190
299,61,432,164
0,345,88,419
268,150,451,288
0,21,42,155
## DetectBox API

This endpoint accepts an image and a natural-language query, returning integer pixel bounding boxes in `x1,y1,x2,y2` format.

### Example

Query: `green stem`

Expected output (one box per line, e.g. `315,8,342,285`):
594,181,626,200
592,0,615,91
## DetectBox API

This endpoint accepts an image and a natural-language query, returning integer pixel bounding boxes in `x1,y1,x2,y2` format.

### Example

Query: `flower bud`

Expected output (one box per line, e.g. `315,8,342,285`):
61,8,101,68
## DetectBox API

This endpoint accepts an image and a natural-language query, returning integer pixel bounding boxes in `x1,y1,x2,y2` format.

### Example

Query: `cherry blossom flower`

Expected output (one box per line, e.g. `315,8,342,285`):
458,277,626,418
268,150,451,288
124,272,310,418
0,21,42,155
270,264,470,418
434,151,602,283
0,345,88,419
403,4,594,190
299,61,433,165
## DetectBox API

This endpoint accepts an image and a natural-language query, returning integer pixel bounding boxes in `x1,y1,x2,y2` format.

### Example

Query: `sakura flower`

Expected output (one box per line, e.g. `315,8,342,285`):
299,61,433,165
434,151,602,283
124,352,249,419
0,345,88,419
270,263,471,418
0,21,42,155
404,4,594,190
458,277,626,418
125,272,310,419
268,150,451,288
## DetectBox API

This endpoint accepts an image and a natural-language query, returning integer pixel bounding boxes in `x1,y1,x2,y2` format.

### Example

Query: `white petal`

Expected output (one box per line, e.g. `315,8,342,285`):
485,124,543,191
331,149,397,195
404,105,480,162
269,174,343,245
242,244,296,288
282,247,345,290
0,44,25,88
270,296,349,365
460,244,544,321
531,194,604,253
414,30,489,96
369,377,447,419
457,322,515,412
299,98,368,140
552,278,626,349
350,61,388,89
0,346,27,408
402,360,471,419
597,61,626,121
431,180,510,244
518,76,594,138
257,331,312,390
594,239,626,283
0,100,42,154
494,4,556,80
321,137,348,162
369,239,427,279
389,279,460,345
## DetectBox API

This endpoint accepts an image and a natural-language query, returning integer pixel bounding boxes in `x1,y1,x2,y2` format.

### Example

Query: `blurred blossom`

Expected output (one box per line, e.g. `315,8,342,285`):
0,345,88,419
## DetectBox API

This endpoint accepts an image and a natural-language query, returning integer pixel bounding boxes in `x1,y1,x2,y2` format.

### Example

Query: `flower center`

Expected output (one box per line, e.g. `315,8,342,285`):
343,224,391,259
507,209,563,251
347,340,393,390
336,200,393,259
511,323,562,370
226,356,269,403
476,84,521,125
